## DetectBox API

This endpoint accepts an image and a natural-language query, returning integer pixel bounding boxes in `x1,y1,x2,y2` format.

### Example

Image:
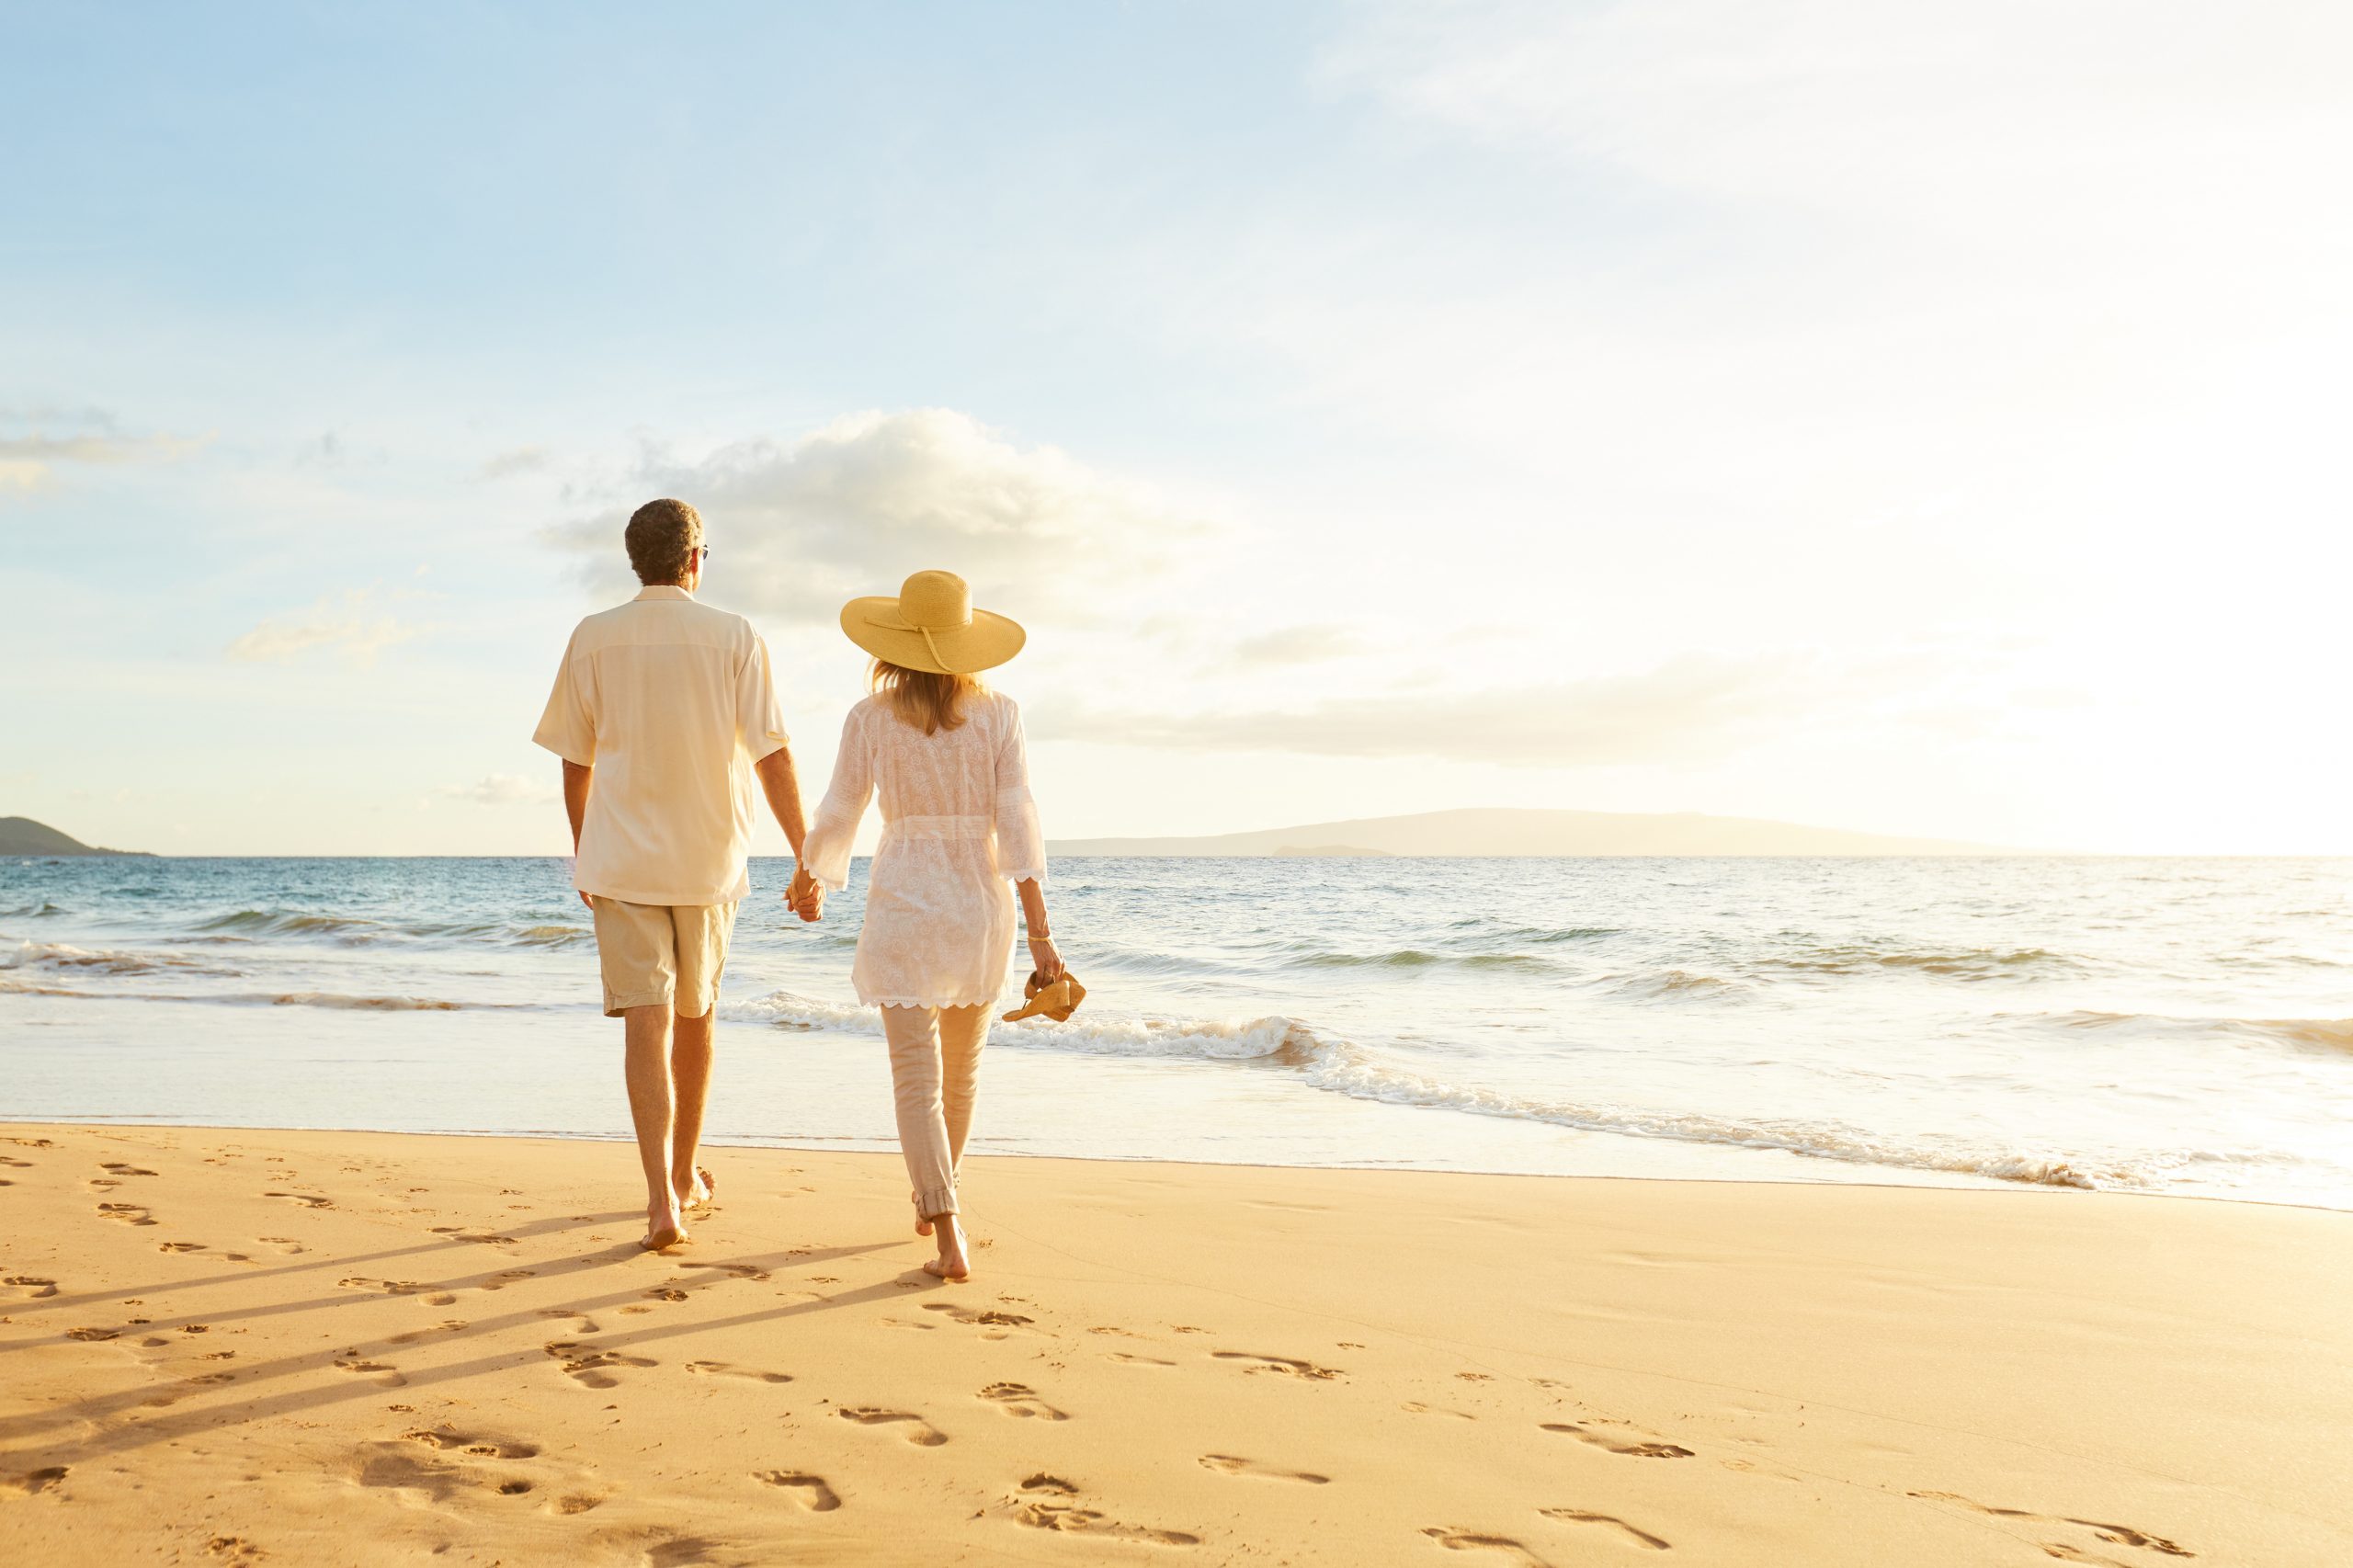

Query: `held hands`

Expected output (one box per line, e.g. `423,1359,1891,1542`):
1027,933,1065,983
786,865,824,923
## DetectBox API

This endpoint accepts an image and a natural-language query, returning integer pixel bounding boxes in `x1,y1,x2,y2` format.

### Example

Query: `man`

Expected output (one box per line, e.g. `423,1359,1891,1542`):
533,497,824,1251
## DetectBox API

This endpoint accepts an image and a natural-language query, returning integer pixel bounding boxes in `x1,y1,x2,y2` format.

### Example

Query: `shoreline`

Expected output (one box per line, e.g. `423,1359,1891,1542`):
4,1121,2348,1564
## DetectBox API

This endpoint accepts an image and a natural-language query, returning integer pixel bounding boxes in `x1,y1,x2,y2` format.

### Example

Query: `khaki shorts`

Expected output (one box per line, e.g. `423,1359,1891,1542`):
589,897,739,1018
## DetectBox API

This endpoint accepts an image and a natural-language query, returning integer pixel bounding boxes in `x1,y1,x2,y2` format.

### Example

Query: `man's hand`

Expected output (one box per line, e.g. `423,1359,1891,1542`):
786,865,824,923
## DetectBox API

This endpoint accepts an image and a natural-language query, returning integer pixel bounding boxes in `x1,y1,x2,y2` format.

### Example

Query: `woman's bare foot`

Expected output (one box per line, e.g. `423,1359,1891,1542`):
642,1198,689,1252
923,1215,970,1280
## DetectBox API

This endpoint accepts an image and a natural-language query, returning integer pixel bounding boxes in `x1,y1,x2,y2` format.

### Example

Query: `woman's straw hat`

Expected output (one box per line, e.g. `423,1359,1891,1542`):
840,570,1025,676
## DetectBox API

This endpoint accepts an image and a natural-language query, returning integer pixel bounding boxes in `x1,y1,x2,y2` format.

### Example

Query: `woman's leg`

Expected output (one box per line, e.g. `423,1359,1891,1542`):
938,1005,989,1175
881,1006,958,1221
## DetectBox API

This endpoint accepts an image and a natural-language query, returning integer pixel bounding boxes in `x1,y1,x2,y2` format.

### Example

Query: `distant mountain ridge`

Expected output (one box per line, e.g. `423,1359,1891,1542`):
0,817,152,858
1048,807,2008,858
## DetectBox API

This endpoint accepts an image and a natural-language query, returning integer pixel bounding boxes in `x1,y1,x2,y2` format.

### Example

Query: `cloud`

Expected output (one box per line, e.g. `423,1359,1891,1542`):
547,409,1205,623
441,773,557,807
1229,625,1366,666
1032,653,1821,766
0,408,208,491
1321,1,2353,313
480,446,551,480
225,590,426,667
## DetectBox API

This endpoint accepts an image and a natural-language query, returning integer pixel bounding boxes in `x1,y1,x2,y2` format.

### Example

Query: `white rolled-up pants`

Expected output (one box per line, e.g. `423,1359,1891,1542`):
879,1004,989,1219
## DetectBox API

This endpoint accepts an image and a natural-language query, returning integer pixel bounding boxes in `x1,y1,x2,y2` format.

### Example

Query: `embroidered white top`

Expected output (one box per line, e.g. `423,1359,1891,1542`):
801,690,1047,1008
529,585,790,906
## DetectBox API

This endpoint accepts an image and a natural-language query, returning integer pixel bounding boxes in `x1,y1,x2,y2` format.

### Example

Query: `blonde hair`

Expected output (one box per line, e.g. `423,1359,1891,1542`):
870,659,984,735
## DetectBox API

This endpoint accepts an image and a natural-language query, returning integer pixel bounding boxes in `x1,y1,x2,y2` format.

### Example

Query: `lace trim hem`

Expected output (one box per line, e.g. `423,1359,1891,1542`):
866,993,1005,1009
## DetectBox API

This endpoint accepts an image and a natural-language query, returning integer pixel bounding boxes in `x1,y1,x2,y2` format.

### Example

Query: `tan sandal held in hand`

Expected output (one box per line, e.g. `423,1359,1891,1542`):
1001,971,1085,1024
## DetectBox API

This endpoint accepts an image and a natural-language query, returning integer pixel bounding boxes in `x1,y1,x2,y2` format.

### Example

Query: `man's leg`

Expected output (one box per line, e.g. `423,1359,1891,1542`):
592,896,686,1248
621,1004,685,1244
667,900,737,1213
669,1006,713,1209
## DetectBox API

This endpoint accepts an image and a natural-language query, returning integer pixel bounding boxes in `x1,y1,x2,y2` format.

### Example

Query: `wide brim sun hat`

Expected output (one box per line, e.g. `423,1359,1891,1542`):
841,569,1026,676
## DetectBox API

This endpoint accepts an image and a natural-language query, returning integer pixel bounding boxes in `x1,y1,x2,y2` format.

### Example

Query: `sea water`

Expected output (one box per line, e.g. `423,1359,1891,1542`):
4,855,2350,1208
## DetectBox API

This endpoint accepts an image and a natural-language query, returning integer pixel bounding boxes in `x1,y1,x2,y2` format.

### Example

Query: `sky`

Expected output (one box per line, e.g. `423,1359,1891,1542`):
5,1,2350,856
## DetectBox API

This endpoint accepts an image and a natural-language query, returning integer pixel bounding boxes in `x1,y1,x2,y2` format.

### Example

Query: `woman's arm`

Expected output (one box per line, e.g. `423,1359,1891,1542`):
798,707,874,896
1016,877,1063,982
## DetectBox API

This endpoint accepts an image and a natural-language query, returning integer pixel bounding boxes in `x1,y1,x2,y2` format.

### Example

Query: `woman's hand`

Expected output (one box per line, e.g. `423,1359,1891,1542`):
1027,933,1064,983
786,865,824,923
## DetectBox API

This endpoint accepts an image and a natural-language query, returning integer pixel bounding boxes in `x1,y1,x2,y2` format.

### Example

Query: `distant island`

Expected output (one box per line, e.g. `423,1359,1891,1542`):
0,817,152,858
1048,807,2010,858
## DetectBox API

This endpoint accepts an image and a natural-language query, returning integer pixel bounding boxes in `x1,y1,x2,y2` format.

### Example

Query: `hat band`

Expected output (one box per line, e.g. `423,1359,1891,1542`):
868,608,979,673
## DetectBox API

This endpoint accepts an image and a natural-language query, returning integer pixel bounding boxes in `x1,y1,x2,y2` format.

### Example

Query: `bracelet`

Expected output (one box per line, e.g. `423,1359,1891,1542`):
1027,931,1053,942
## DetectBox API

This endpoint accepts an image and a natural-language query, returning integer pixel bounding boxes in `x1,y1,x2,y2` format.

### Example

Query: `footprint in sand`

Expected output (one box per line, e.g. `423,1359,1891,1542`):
1422,1528,1552,1564
536,1308,602,1335
1211,1351,1343,1381
66,1326,120,1342
755,1471,841,1511
386,1320,469,1346
686,1361,794,1384
921,1301,1033,1338
979,1381,1068,1420
1006,1474,1198,1547
1108,1352,1176,1367
3,1465,70,1497
101,1162,158,1176
1199,1455,1328,1484
335,1355,409,1388
338,1277,427,1297
1404,1403,1475,1420
256,1236,308,1256
707,1261,772,1283
482,1268,537,1290
0,1155,33,1168
404,1426,540,1460
543,1340,655,1389
97,1201,157,1227
265,1191,333,1209
204,1535,264,1563
1539,1508,1670,1551
1540,1422,1692,1460
3,1276,58,1300
354,1443,539,1502
1909,1490,2192,1560
835,1407,948,1447
157,1242,206,1254
643,1288,690,1303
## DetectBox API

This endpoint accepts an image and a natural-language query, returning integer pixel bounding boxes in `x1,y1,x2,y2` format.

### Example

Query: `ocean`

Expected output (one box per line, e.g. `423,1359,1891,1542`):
4,855,2349,1208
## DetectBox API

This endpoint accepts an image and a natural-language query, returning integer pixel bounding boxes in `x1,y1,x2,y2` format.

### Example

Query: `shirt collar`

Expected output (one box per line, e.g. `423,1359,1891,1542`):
632,585,695,602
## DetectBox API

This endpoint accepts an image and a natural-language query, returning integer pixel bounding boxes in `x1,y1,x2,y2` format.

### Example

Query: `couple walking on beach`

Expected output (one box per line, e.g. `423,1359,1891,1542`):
531,498,1063,1281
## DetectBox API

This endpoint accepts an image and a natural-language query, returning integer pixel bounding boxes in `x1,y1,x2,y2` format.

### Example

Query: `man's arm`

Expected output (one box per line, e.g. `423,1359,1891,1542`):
755,746,823,921
562,760,593,909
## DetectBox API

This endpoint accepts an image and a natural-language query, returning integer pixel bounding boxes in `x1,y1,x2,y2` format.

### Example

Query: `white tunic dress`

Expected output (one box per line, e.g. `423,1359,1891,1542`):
800,691,1047,1008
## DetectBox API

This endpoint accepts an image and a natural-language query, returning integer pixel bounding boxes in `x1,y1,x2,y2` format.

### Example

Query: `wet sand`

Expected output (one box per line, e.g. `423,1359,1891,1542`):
1,1121,2347,1565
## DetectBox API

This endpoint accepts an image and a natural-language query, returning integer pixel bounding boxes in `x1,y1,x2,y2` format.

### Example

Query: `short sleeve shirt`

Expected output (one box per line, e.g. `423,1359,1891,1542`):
532,585,790,905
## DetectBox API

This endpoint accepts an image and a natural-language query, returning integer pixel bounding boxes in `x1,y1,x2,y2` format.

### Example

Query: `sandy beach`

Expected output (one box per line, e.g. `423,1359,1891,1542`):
2,1122,2347,1566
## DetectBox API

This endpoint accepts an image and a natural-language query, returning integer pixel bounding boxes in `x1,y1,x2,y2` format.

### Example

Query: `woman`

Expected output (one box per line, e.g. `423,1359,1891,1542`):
798,569,1062,1282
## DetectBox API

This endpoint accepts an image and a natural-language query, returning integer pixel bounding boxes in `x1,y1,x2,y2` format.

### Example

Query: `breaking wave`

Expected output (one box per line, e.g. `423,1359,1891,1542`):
724,987,2105,1189
3,939,240,978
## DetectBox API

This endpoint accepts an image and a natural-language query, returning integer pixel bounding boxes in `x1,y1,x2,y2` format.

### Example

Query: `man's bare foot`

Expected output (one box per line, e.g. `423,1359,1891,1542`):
676,1165,716,1212
923,1215,970,1280
642,1199,689,1252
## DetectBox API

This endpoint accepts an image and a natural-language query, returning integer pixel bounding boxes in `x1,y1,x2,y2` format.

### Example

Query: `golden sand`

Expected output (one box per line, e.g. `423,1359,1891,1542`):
1,1122,2347,1565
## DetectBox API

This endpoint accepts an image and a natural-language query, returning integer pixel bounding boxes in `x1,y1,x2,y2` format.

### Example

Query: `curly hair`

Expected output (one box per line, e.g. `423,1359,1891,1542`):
624,498,703,585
